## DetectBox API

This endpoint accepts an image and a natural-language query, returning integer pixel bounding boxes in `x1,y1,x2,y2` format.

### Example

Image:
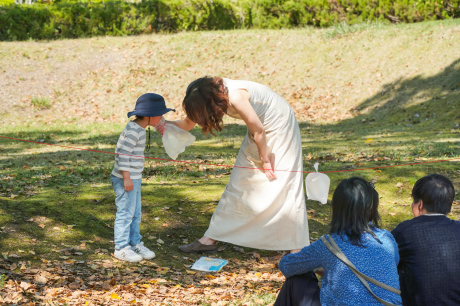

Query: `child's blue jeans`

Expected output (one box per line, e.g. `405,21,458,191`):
111,175,142,250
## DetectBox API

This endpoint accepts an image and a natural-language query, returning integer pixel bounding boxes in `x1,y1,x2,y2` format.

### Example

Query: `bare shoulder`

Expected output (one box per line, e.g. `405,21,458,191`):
228,89,250,106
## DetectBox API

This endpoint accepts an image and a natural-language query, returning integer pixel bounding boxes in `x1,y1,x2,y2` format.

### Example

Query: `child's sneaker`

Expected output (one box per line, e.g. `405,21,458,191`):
114,246,143,263
132,242,156,260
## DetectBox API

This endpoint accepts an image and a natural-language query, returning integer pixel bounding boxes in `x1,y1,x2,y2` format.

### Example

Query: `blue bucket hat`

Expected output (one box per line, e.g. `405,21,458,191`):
127,93,175,118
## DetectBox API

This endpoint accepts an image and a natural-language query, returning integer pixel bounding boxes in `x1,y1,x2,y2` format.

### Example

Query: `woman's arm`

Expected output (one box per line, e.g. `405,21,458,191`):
157,117,196,135
229,90,276,180
168,117,196,131
279,241,323,278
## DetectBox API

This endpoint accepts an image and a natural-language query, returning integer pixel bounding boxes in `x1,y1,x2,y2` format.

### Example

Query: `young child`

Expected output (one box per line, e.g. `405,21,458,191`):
111,93,174,262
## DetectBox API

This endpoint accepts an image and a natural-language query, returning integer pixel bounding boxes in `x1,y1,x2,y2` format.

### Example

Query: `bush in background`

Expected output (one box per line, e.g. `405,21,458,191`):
1,0,459,40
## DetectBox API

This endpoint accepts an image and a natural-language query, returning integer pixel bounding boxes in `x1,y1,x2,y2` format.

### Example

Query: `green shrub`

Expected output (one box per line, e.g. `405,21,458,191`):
0,0,459,41
0,0,14,6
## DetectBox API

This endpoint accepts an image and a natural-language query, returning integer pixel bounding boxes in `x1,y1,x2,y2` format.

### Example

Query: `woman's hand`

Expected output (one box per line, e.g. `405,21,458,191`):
156,122,166,136
154,117,166,136
262,154,277,180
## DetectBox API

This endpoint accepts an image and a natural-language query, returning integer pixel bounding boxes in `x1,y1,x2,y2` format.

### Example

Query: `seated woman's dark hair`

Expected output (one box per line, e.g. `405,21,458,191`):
182,77,228,135
330,177,381,246
412,174,455,214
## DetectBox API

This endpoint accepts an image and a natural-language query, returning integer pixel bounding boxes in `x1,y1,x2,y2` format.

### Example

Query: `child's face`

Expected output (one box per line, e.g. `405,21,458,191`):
149,116,163,126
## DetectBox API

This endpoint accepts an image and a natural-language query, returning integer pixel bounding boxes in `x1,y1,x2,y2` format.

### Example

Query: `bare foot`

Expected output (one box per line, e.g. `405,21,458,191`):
290,249,301,254
198,236,216,245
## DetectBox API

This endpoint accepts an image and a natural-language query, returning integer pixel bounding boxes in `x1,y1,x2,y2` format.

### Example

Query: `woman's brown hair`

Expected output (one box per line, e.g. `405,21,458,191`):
182,77,228,135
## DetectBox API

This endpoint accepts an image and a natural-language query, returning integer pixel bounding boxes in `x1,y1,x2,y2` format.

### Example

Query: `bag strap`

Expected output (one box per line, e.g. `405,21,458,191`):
320,235,401,306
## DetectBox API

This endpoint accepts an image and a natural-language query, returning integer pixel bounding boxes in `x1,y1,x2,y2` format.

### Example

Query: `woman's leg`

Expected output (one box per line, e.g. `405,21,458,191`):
178,235,218,253
274,272,320,306
199,236,216,245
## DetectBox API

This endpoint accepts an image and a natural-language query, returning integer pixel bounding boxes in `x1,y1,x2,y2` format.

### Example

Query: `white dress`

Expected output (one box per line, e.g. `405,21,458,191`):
204,78,310,250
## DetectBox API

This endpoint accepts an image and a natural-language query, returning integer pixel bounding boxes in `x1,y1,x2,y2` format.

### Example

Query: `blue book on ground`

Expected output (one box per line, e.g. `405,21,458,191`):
191,257,228,272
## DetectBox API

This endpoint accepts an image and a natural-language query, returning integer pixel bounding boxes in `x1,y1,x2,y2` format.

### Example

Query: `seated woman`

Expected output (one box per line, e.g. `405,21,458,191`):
275,177,402,306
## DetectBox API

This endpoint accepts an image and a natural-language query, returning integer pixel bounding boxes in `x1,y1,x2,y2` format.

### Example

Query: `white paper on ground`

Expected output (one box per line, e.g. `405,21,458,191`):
162,123,196,160
305,162,330,204
191,257,228,272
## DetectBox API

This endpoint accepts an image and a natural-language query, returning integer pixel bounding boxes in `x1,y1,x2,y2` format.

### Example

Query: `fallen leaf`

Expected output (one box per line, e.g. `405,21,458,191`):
158,267,169,274
69,282,80,290
20,281,32,290
102,262,113,268
365,138,373,144
34,275,47,285
38,224,45,228
110,293,121,300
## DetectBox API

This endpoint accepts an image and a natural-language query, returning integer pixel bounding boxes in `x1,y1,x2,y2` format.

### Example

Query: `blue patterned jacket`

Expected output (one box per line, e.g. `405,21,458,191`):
279,227,402,305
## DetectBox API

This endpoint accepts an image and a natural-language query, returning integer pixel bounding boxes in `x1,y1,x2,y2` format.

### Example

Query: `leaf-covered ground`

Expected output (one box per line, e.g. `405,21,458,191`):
1,19,460,305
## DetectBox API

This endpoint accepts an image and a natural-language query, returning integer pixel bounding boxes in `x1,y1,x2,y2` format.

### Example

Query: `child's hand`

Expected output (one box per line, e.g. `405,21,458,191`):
124,178,134,191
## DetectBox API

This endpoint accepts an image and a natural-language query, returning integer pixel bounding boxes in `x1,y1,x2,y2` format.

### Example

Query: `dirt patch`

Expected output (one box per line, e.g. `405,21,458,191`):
0,39,124,115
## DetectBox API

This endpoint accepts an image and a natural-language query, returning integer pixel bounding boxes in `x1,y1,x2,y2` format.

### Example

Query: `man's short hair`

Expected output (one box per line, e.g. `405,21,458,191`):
412,174,455,214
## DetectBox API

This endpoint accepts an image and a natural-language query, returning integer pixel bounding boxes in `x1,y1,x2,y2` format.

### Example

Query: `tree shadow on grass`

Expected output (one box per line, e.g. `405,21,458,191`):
333,57,460,132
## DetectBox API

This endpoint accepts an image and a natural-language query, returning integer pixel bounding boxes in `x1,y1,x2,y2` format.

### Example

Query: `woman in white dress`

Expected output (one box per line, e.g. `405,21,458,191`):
167,77,309,253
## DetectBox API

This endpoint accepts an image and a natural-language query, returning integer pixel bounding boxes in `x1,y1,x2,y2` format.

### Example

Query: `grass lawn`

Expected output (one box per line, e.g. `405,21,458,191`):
0,19,460,305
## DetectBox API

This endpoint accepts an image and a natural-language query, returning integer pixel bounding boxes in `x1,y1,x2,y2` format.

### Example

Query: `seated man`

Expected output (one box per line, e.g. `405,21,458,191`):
391,174,460,306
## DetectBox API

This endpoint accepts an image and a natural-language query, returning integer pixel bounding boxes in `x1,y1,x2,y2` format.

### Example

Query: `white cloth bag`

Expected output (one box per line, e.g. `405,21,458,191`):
305,162,330,204
160,122,195,160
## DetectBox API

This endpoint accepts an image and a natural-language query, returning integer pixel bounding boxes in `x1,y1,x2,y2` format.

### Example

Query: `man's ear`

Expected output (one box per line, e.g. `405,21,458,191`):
418,200,424,211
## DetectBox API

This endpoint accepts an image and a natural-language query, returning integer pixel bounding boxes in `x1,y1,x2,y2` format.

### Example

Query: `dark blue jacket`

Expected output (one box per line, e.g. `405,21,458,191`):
391,215,460,306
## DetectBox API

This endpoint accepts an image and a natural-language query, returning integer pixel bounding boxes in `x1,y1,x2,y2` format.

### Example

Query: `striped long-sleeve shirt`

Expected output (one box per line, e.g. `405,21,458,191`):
111,121,146,180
